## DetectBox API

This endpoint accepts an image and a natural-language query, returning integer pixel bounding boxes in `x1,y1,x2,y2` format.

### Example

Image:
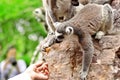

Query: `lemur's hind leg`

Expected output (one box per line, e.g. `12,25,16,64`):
80,32,94,80
73,28,94,80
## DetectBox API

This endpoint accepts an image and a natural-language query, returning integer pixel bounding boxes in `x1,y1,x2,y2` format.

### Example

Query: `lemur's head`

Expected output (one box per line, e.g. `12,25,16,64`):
54,22,74,42
54,0,76,22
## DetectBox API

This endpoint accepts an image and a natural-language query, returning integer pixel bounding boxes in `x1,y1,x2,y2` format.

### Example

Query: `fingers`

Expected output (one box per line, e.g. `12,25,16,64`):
35,61,44,68
33,61,44,72
35,63,49,80
36,63,49,72
34,61,49,76
40,68,49,76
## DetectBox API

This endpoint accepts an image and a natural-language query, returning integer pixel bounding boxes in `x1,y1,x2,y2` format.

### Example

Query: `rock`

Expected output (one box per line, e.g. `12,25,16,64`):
42,34,120,80
97,35,120,65
43,35,83,80
41,1,120,79
88,64,114,80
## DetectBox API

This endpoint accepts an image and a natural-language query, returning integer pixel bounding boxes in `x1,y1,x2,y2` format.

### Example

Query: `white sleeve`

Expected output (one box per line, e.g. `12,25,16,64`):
8,72,31,80
17,60,27,73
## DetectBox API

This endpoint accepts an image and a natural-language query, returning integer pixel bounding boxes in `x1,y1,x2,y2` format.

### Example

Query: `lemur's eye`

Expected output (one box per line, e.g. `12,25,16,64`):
57,35,64,39
56,35,64,43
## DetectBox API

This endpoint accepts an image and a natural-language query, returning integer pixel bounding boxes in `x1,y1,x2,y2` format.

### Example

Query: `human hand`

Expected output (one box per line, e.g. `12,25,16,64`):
25,61,49,80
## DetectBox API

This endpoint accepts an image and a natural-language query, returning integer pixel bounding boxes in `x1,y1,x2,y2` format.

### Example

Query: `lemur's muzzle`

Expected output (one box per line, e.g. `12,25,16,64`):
71,0,79,6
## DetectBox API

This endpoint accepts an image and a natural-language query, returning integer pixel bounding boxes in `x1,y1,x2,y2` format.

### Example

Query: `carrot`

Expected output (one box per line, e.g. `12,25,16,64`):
45,47,51,53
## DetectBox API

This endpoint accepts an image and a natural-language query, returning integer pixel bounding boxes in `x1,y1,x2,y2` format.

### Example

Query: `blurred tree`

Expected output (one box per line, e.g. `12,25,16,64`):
0,0,47,66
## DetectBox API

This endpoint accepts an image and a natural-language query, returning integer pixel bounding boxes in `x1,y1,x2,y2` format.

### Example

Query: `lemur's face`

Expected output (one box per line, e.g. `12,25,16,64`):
54,23,74,43
71,0,79,6
54,0,75,22
55,27,74,42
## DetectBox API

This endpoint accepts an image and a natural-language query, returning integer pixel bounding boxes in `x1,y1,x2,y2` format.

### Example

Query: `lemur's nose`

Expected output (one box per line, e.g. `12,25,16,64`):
59,16,64,20
56,34,64,43
57,35,64,39
71,0,79,6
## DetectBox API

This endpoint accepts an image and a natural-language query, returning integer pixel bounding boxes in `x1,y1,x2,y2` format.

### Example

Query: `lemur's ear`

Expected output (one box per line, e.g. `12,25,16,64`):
65,26,74,35
71,0,79,6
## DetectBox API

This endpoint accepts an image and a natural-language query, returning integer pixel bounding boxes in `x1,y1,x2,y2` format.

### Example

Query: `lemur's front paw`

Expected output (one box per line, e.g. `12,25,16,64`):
39,41,48,52
41,43,50,51
39,33,55,52
40,40,54,52
80,71,87,80
95,31,105,39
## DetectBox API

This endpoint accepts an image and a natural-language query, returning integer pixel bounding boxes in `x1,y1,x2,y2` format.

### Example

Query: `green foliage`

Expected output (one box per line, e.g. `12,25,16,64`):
0,0,47,66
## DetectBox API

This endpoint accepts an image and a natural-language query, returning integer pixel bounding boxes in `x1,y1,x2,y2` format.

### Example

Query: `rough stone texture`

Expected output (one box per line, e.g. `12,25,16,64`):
43,35,120,80
43,35,83,80
42,1,120,80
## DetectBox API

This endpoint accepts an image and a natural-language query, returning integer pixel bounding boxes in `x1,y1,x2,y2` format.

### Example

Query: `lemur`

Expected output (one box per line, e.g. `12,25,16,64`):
33,0,84,32
33,0,113,34
42,0,79,33
42,4,114,80
44,0,119,37
33,0,84,51
31,0,83,64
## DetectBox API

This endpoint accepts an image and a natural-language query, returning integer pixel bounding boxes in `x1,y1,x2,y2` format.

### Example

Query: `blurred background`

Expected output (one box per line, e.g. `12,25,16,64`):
0,0,47,66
